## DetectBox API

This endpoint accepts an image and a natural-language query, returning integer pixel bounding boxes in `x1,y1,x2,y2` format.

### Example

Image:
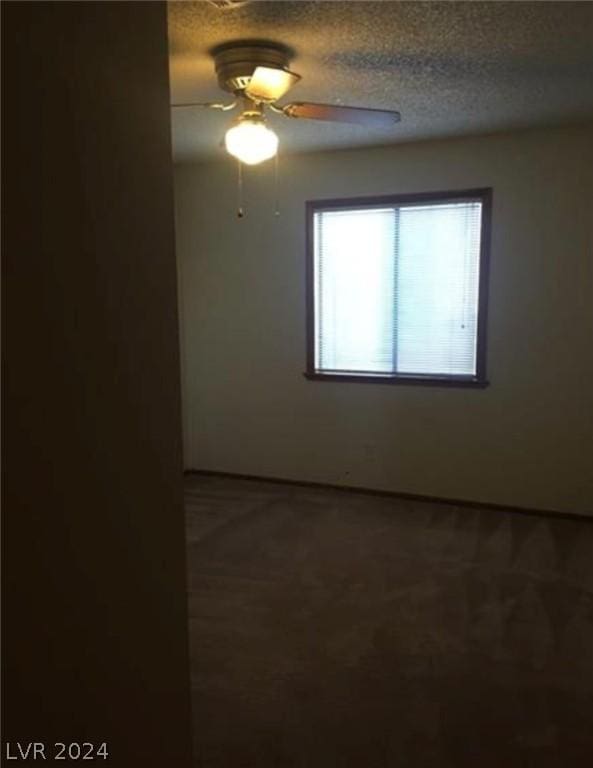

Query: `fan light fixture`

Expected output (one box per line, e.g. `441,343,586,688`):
173,41,401,169
224,114,278,165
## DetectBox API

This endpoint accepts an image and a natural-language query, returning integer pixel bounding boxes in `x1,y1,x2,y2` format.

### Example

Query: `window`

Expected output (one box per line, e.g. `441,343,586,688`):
305,189,491,386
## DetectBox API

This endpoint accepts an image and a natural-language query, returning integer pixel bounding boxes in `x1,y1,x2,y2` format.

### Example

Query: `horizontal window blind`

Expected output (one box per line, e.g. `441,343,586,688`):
313,199,483,377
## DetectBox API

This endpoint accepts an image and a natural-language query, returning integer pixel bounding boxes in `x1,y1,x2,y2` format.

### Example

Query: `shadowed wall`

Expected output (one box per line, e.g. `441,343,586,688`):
2,3,192,764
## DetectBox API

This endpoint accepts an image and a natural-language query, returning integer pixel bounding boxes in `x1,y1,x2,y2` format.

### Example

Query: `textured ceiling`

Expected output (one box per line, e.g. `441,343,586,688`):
168,1,593,162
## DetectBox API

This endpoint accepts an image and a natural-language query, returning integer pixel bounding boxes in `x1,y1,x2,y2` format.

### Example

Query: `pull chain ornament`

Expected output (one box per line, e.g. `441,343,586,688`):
237,159,244,218
274,151,280,217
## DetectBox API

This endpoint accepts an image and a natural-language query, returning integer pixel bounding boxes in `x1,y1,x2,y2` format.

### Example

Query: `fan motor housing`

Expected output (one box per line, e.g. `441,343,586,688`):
212,42,293,93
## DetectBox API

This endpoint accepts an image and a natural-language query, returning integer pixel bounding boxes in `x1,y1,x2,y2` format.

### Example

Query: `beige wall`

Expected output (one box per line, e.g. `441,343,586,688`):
175,124,593,515
3,2,192,763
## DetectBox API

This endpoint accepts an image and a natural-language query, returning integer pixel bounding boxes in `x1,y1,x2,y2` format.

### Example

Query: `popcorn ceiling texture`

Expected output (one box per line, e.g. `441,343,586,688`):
168,1,593,161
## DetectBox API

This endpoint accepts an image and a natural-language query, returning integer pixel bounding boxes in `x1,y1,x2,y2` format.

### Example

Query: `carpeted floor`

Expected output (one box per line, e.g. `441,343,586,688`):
185,474,593,767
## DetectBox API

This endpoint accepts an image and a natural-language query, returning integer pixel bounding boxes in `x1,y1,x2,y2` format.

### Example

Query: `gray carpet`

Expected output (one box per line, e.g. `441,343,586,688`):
185,474,593,767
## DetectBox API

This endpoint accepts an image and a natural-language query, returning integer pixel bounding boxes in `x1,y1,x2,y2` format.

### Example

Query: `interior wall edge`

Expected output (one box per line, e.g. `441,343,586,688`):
184,469,593,522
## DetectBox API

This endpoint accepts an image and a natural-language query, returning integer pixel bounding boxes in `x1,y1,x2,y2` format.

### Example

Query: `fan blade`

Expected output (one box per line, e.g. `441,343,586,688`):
245,66,301,103
171,100,237,111
283,102,400,127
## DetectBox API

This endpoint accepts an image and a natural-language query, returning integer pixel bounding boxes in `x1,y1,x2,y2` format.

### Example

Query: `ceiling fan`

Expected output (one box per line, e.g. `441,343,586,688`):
172,42,402,165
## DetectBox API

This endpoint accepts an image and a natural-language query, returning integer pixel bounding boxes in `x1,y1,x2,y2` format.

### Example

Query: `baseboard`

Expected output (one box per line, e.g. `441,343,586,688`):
184,468,592,524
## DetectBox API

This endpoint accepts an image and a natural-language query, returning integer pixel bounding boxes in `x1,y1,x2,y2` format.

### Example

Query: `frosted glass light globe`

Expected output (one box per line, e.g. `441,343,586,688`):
225,119,279,165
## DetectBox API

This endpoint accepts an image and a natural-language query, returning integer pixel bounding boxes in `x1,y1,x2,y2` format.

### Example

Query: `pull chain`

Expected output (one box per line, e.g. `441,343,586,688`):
237,159,244,218
274,151,280,217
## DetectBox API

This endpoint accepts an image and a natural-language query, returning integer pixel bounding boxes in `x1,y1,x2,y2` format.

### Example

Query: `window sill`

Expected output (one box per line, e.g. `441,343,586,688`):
304,371,489,388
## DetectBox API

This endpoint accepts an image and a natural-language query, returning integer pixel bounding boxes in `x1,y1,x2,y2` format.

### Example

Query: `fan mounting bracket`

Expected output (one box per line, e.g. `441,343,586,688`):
212,42,293,94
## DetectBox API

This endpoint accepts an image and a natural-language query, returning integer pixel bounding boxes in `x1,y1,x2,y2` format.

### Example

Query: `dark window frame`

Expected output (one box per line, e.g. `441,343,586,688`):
304,188,492,388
